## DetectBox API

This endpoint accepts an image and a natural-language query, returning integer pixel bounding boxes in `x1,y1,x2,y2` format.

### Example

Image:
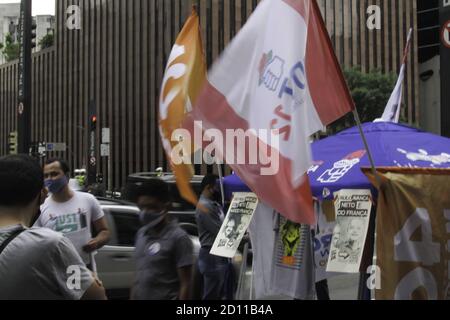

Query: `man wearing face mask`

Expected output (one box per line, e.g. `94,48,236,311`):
0,155,106,300
35,158,110,270
130,179,194,300
196,174,230,300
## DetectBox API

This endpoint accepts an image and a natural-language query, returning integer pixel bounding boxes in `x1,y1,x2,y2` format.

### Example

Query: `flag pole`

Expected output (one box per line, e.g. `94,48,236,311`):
217,162,226,207
352,109,381,186
394,28,413,122
352,108,380,301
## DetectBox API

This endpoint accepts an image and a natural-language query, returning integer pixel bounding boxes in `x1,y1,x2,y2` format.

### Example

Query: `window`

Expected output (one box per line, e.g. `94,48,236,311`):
110,210,140,247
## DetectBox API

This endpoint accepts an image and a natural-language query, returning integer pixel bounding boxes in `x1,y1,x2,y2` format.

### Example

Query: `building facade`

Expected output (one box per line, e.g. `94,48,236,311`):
0,3,20,65
35,14,56,50
0,3,55,65
0,0,422,191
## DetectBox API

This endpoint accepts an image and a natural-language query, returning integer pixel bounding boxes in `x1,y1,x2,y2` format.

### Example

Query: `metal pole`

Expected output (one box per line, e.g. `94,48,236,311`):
352,109,380,301
88,100,98,186
236,242,249,300
352,109,381,186
108,150,113,193
217,163,225,207
17,0,32,155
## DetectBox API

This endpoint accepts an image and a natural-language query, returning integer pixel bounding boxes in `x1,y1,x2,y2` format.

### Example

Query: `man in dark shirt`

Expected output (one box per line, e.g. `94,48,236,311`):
196,174,229,300
130,179,194,300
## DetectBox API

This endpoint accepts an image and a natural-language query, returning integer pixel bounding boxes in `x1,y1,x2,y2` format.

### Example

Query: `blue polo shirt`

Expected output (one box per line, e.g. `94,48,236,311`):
132,220,194,300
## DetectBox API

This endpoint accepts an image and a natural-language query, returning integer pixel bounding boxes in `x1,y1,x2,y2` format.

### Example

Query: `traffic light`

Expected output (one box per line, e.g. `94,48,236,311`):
30,20,37,49
9,131,18,155
90,115,97,131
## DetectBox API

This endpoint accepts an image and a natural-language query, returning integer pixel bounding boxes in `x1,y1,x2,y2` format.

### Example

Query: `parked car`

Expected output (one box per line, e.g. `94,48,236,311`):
95,201,244,300
95,202,203,299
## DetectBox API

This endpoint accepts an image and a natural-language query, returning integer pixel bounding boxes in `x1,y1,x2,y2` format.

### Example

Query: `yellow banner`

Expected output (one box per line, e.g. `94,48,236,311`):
159,9,206,205
365,168,450,300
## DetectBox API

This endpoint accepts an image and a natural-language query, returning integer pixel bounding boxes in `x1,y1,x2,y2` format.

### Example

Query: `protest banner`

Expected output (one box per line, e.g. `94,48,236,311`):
211,193,258,258
327,189,373,273
365,168,450,300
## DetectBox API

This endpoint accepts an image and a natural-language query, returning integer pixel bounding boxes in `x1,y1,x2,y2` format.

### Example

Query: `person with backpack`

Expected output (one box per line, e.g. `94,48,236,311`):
0,155,106,300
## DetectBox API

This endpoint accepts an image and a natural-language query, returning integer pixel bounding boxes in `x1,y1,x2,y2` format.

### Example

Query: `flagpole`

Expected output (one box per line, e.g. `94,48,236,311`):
394,28,413,122
352,108,380,301
352,109,381,186
217,162,226,207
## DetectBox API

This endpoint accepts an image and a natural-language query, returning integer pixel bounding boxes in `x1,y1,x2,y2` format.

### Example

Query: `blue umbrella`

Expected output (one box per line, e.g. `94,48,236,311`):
222,173,251,201
309,122,450,200
223,122,450,201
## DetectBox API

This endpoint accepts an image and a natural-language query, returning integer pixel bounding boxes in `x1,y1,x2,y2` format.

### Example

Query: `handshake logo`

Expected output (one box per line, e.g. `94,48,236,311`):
258,50,285,92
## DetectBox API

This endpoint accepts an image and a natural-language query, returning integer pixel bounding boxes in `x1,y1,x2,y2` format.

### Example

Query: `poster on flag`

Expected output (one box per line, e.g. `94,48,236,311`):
327,190,372,273
210,193,258,258
364,168,450,300
189,0,354,225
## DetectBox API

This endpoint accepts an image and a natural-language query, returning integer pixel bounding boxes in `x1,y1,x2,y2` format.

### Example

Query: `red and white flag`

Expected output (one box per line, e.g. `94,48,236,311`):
190,0,354,225
378,28,413,123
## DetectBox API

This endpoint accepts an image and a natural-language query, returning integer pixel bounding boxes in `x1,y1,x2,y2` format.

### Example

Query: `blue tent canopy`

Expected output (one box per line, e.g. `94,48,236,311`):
223,122,450,201
309,122,450,200
222,173,251,201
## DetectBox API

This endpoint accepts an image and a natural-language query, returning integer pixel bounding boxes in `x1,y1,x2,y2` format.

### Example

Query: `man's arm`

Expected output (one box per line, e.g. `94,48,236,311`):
81,278,107,300
177,265,192,300
84,217,111,253
198,205,223,236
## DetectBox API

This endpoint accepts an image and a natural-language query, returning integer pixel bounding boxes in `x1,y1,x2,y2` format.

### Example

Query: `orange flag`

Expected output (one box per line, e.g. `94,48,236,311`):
159,9,206,205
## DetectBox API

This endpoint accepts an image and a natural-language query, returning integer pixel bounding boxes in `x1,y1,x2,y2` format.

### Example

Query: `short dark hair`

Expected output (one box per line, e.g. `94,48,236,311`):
45,158,70,175
201,174,219,191
128,179,170,204
0,155,43,207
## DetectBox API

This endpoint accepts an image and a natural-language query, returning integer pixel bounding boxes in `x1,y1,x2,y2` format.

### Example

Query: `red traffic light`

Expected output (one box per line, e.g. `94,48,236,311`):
91,116,97,123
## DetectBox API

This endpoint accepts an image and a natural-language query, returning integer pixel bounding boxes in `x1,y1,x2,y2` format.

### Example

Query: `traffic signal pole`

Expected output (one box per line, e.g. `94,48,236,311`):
87,100,98,186
17,0,35,155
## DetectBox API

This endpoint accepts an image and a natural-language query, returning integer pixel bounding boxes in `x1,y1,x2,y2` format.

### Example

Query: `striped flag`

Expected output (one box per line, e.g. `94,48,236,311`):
159,9,206,206
378,28,413,123
189,0,354,225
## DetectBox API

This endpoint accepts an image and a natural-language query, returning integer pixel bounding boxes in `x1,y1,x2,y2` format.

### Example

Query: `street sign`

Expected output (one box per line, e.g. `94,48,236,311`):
101,144,110,157
102,128,110,144
46,143,67,152
18,102,24,115
88,100,97,185
38,143,46,155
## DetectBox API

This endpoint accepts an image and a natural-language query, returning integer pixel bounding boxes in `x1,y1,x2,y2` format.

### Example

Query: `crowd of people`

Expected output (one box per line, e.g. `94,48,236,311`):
0,155,235,300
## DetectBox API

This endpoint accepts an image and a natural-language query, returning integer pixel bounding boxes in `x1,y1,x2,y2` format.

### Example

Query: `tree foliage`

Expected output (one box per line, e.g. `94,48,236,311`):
0,33,20,62
39,33,54,50
328,67,397,133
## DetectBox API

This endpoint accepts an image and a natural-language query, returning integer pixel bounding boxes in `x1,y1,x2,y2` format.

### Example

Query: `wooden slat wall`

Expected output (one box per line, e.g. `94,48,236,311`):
0,0,420,191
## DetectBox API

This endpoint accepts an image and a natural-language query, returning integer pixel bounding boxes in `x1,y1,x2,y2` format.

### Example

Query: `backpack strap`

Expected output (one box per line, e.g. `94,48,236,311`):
0,228,25,256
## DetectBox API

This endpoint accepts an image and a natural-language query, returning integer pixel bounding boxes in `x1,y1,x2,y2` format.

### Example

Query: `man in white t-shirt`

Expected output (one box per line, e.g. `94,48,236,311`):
35,159,111,269
0,155,106,300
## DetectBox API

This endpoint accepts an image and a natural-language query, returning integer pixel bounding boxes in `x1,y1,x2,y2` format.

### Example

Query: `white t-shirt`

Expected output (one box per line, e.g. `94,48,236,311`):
35,191,105,265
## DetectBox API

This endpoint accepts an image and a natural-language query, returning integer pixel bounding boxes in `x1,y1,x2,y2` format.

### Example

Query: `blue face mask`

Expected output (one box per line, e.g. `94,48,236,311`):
45,176,68,194
139,210,166,228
